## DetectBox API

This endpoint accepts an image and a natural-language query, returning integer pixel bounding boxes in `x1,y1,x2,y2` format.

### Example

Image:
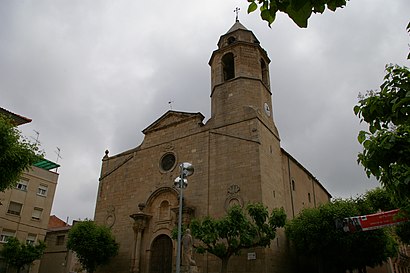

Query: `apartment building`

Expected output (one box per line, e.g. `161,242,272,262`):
0,108,59,273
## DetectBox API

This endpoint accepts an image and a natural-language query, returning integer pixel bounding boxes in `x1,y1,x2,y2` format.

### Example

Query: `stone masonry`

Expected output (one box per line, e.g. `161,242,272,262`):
94,20,331,273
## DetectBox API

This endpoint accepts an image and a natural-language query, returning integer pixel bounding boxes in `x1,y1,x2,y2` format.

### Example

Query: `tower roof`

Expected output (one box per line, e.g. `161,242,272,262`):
226,20,248,34
215,20,260,50
210,21,265,65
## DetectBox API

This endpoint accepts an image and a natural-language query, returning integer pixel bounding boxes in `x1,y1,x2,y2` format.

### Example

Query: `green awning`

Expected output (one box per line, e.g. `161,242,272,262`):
34,159,60,171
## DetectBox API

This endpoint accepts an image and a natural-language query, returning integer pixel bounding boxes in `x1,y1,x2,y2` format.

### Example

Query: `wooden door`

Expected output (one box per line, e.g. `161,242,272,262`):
150,234,173,273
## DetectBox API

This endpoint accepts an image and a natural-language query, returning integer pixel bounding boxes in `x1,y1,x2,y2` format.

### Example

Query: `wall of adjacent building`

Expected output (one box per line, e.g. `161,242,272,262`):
0,166,58,273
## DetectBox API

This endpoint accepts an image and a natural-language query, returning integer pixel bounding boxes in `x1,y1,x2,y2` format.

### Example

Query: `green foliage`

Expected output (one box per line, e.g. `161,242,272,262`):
361,187,396,212
396,221,410,244
190,203,285,273
246,0,348,28
67,220,119,273
361,188,410,245
354,64,410,212
285,197,398,272
0,237,46,273
0,114,43,192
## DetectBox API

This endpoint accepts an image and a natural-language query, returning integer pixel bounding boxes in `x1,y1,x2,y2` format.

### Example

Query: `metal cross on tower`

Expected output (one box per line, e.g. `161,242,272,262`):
168,100,174,110
234,7,240,22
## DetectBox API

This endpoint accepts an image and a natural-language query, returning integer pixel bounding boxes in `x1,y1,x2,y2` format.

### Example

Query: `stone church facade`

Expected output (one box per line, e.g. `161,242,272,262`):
94,21,331,273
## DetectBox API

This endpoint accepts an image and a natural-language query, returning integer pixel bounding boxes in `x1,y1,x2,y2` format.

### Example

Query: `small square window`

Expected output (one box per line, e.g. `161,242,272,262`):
16,178,28,191
37,185,48,197
0,230,15,243
7,201,22,216
26,234,37,244
32,207,43,220
56,235,65,246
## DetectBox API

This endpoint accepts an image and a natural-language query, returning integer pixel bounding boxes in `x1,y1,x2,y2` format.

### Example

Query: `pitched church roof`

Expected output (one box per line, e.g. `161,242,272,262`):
142,110,204,134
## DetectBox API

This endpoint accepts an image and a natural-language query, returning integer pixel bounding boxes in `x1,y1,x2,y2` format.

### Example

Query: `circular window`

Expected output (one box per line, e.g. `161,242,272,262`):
227,36,236,45
160,153,176,172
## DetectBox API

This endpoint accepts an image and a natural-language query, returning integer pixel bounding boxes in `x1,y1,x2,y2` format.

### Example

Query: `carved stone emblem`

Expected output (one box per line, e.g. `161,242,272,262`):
105,205,116,228
225,184,243,211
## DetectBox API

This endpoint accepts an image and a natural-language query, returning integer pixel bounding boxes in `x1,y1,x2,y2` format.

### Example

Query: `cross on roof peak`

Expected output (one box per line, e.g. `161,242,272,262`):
234,7,240,22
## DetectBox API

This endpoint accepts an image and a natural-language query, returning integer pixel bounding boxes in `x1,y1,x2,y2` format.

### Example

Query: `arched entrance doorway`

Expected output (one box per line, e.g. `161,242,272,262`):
149,234,173,273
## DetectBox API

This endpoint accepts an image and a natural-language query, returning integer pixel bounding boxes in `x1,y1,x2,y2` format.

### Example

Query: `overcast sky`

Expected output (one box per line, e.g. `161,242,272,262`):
1,0,409,223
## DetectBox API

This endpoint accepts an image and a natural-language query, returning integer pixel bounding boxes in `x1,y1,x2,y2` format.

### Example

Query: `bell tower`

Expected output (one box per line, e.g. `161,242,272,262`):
208,20,279,138
206,20,284,220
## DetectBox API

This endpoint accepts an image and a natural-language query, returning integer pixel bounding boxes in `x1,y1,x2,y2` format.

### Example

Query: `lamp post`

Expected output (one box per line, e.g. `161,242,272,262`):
174,162,194,273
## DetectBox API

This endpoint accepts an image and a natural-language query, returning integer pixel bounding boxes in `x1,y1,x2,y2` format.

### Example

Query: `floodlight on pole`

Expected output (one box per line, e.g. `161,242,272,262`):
175,162,194,273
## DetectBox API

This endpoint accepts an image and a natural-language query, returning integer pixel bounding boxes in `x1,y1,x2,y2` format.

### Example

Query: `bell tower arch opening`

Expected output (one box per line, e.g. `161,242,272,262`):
222,52,235,81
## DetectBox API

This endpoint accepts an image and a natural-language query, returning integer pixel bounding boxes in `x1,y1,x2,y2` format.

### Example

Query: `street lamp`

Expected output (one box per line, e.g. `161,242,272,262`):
174,162,194,273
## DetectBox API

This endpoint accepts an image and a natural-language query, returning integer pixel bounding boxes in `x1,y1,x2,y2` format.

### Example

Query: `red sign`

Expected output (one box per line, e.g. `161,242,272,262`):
342,209,408,232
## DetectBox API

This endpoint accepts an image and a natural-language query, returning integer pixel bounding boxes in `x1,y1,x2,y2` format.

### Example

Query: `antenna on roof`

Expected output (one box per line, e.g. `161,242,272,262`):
31,130,40,145
234,7,240,22
31,130,46,155
55,147,62,171
55,147,62,163
168,100,174,110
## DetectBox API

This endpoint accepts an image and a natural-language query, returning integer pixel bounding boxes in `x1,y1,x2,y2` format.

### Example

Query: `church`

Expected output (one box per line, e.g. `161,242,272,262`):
94,19,331,273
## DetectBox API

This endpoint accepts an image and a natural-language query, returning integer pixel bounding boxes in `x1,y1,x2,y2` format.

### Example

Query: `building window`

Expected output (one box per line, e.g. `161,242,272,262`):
37,185,48,197
308,193,311,203
7,201,22,216
56,235,65,246
222,53,235,81
160,153,176,172
26,234,37,245
16,178,28,191
291,180,295,191
32,207,43,220
0,230,15,243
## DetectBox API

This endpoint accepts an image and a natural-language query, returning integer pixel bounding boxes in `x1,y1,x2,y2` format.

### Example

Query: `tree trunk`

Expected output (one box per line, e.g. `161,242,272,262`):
220,257,229,273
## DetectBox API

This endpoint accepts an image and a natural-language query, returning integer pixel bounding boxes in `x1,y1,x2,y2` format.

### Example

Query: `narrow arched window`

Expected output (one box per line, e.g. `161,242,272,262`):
261,59,268,85
222,53,235,81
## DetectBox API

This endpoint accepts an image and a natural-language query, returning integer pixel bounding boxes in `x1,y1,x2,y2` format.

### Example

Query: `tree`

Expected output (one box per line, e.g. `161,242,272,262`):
396,221,410,244
285,197,398,273
359,187,410,246
246,0,349,28
354,64,410,212
0,114,43,191
189,203,286,273
360,187,396,212
67,220,119,273
0,237,46,273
